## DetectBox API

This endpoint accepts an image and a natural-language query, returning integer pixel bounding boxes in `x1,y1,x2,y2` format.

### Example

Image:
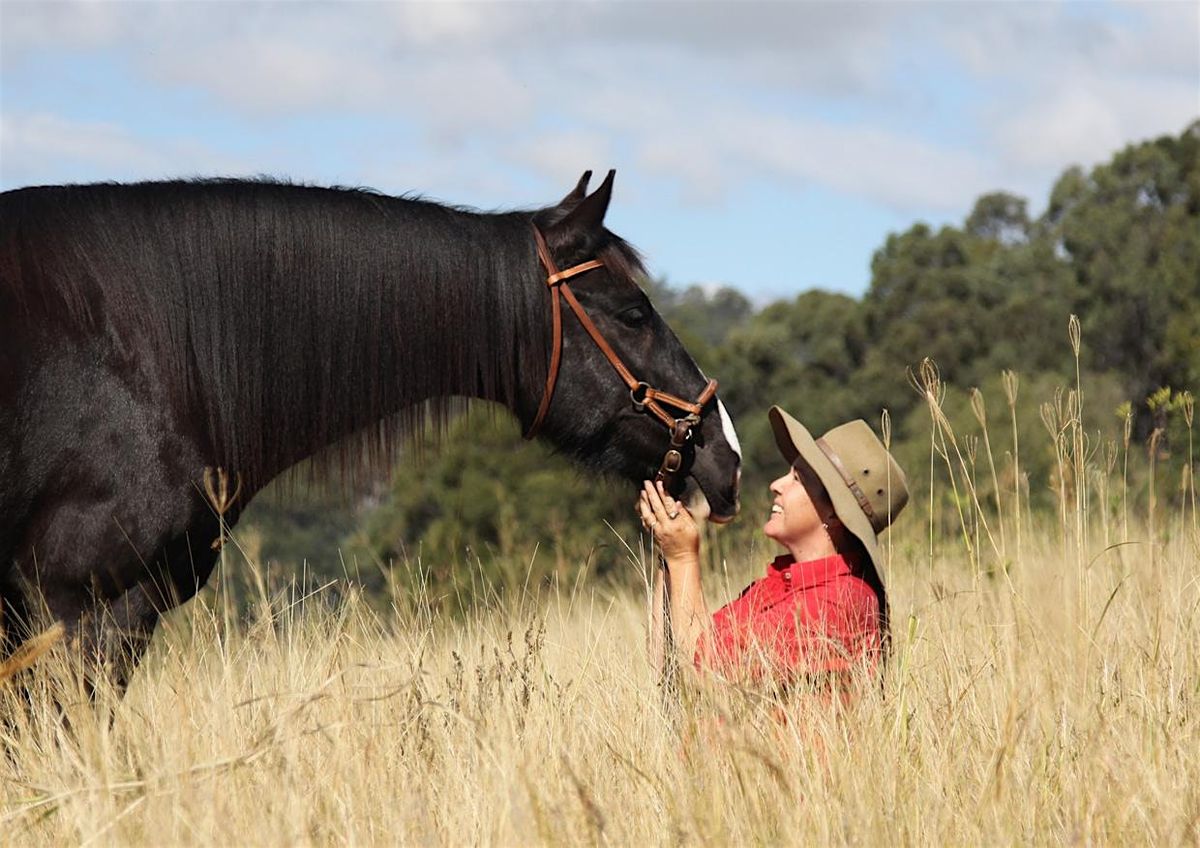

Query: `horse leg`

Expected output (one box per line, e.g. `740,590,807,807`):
69,583,164,694
2,580,165,744
18,511,228,700
88,527,226,693
9,343,224,698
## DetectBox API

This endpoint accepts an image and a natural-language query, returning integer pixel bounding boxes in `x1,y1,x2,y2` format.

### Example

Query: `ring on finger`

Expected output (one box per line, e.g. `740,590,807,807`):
667,510,679,520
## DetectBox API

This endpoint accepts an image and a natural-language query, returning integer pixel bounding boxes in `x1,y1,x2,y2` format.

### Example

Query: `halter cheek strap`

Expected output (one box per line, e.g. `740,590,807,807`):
524,224,719,490
526,227,604,438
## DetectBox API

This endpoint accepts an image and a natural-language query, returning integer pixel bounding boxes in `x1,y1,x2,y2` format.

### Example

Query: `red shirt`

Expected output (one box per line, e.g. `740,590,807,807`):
695,553,883,682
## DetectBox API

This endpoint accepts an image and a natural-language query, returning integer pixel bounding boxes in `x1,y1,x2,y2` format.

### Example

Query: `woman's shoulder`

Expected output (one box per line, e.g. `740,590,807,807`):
802,567,881,624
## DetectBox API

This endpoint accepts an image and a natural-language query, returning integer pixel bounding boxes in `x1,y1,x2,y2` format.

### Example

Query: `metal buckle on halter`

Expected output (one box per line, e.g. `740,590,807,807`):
630,382,650,413
670,416,698,445
657,417,695,481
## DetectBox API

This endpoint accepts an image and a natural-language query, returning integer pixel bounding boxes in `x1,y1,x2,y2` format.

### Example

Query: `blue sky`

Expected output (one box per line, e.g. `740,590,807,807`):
2,1,1197,303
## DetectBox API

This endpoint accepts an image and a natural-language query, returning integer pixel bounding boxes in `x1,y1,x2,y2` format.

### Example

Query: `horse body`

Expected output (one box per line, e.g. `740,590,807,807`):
0,172,741,688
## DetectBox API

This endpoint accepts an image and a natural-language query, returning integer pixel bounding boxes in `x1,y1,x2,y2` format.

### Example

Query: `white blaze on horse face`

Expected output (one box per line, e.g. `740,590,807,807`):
717,400,742,460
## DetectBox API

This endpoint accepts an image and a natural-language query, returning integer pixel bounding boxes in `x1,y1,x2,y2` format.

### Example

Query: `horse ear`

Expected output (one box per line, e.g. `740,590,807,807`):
555,169,615,234
557,170,592,209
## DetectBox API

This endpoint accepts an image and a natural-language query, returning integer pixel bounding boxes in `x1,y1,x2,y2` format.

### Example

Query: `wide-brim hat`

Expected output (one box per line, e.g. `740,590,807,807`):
768,407,909,585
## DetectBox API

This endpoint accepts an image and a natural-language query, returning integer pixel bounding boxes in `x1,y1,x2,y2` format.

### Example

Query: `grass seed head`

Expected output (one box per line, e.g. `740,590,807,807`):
1068,314,1082,357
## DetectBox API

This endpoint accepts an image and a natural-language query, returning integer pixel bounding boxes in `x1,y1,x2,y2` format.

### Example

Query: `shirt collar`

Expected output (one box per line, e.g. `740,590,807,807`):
768,553,852,590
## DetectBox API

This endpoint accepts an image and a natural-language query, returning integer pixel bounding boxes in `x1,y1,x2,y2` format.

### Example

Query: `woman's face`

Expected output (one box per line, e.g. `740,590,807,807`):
763,462,830,549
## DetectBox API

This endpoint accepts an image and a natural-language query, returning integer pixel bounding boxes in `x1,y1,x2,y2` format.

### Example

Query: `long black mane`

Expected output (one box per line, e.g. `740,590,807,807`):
0,178,646,488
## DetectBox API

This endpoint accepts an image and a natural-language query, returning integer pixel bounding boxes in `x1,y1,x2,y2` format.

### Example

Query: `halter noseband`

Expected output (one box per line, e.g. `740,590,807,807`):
524,224,719,488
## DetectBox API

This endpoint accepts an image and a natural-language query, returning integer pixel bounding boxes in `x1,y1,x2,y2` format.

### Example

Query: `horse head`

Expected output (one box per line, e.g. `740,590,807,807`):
521,170,741,523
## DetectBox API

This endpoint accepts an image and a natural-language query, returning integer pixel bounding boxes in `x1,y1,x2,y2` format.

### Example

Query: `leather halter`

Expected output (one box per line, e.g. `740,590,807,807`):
524,224,720,488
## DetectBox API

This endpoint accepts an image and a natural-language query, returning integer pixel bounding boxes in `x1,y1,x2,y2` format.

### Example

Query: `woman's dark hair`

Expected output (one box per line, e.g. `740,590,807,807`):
793,458,892,660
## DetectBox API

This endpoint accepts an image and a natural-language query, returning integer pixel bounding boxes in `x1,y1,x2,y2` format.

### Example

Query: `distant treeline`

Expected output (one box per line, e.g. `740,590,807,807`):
242,121,1200,604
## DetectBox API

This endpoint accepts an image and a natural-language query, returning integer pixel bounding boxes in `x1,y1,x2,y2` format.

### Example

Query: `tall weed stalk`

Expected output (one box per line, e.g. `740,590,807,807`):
1002,370,1022,561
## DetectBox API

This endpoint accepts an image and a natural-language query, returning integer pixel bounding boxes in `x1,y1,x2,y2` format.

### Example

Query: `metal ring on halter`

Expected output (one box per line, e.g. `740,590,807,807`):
630,382,650,413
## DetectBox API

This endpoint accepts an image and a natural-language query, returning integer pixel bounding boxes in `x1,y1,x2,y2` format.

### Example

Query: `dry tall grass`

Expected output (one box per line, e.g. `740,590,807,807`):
4,525,1198,844
5,353,1200,845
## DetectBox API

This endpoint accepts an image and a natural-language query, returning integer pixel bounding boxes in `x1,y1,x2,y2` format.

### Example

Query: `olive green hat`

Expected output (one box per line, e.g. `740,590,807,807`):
768,407,909,582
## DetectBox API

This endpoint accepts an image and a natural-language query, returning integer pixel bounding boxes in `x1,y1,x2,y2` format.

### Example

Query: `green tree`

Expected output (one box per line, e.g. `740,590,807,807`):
857,223,996,424
966,191,1030,245
648,277,754,376
355,410,638,609
717,290,869,492
1045,122,1200,414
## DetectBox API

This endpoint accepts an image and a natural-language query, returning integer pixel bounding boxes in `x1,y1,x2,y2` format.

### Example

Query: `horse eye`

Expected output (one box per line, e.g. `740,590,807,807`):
619,305,649,326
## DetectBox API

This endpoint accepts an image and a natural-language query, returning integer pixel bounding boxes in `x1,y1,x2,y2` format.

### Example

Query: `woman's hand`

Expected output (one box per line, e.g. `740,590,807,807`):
637,480,701,568
640,480,712,675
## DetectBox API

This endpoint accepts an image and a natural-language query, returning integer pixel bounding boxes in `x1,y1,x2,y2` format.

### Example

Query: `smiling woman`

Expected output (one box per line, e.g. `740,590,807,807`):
640,405,909,693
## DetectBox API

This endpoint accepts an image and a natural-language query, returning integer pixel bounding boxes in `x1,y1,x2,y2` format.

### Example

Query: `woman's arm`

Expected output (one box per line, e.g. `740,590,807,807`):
639,481,714,680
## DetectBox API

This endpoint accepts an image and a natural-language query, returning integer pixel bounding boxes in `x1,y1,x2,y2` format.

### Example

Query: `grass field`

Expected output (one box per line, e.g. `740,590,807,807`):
4,361,1200,845
3,510,1198,845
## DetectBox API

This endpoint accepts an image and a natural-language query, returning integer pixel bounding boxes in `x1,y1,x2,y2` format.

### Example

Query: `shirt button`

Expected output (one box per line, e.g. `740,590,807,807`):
783,572,791,581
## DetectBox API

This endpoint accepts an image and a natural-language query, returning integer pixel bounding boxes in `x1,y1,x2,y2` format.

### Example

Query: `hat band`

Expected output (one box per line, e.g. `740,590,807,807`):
816,438,877,524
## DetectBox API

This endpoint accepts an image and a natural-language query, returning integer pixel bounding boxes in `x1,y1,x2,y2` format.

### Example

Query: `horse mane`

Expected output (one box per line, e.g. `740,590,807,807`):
0,178,648,490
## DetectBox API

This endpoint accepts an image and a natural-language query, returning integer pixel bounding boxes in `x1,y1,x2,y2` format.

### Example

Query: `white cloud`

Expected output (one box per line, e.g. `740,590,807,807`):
148,36,393,116
128,15,535,140
945,1,1198,83
618,106,998,212
944,2,1200,180
507,130,614,189
1112,1,1200,76
0,113,248,186
1,1,1195,220
729,116,999,212
0,113,168,181
385,2,504,47
0,0,131,59
990,76,1198,173
410,57,535,142
636,135,730,206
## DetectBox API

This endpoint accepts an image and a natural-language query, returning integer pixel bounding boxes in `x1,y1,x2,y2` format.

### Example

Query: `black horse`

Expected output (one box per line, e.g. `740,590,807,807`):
0,170,741,690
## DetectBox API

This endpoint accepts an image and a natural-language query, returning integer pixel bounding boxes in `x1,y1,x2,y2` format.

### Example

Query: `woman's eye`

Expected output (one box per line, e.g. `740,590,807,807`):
619,306,648,325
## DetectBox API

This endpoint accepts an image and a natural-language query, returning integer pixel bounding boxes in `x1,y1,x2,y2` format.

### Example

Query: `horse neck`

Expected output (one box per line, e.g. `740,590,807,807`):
170,186,546,487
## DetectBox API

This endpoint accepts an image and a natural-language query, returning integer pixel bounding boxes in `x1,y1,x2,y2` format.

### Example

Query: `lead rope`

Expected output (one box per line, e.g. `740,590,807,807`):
654,531,679,702
653,425,694,701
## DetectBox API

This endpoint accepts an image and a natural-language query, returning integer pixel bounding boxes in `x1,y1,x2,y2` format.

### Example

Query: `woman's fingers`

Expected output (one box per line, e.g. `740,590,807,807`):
643,480,668,521
637,490,658,530
641,480,701,563
656,480,682,519
642,480,692,530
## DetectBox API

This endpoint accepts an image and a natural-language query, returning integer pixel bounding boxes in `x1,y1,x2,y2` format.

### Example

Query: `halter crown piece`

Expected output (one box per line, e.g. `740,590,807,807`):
524,224,719,489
